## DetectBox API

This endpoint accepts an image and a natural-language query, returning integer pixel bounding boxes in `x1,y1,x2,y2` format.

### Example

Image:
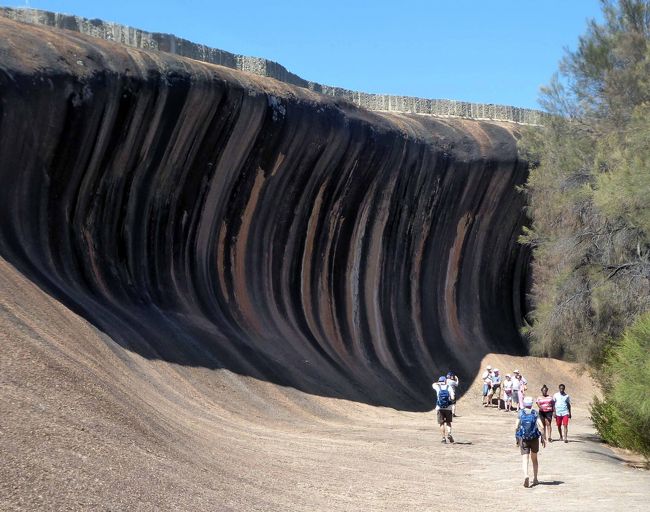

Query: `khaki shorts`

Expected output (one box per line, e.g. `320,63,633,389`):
518,437,540,455
437,409,453,425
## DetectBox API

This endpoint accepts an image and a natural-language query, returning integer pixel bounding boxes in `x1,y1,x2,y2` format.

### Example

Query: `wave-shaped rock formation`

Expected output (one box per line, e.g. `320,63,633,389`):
0,7,545,125
0,15,530,411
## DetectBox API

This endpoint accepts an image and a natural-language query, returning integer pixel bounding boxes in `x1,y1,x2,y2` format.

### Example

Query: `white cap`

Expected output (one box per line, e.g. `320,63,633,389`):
494,368,499,373
513,369,520,373
523,396,534,408
486,365,492,370
506,374,511,378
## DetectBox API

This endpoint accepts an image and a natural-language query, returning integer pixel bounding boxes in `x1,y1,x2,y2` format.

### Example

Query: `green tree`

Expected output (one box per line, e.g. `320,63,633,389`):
520,0,650,365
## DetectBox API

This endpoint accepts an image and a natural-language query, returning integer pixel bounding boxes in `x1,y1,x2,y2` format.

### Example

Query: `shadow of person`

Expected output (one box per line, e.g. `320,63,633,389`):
574,433,602,443
535,480,564,486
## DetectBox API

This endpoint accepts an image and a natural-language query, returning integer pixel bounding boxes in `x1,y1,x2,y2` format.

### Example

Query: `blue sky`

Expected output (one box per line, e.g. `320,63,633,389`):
10,1,603,109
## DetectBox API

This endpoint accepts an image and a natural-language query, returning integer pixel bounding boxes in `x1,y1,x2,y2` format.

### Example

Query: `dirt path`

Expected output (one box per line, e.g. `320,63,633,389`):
1,257,648,511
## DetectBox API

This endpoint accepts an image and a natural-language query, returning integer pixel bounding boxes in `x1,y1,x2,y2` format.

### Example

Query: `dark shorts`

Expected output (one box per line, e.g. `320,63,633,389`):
518,437,540,455
437,409,453,425
539,410,553,422
512,390,520,403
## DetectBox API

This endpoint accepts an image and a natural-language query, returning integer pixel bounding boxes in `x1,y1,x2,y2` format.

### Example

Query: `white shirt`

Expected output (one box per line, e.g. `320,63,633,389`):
553,392,571,416
513,376,527,391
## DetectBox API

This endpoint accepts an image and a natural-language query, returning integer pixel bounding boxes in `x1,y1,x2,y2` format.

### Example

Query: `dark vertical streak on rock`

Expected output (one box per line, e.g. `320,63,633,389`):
0,18,531,410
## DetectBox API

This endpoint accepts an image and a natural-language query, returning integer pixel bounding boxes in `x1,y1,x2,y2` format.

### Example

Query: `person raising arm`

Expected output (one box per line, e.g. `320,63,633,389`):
433,376,456,443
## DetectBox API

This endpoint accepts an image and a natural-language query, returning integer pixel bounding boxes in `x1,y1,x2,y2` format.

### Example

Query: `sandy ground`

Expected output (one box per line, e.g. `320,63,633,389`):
1,255,649,511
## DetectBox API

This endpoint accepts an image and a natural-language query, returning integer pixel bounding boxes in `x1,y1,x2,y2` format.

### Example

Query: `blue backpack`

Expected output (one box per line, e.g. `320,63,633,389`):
516,409,541,440
437,385,452,408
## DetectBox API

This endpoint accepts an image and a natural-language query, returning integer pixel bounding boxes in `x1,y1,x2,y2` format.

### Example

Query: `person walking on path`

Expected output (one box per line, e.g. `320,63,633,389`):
515,396,546,488
446,371,460,417
433,375,456,443
503,374,514,412
487,369,502,408
553,384,572,443
482,365,493,406
536,385,555,442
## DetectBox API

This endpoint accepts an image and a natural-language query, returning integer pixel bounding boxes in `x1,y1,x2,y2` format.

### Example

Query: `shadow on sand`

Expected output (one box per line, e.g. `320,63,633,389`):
534,480,564,486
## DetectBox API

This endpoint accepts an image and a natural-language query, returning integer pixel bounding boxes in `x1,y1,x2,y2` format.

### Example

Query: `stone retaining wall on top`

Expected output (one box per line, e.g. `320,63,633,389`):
0,7,545,125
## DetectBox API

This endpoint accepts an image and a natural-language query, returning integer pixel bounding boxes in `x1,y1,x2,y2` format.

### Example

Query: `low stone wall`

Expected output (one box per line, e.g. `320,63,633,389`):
0,7,545,125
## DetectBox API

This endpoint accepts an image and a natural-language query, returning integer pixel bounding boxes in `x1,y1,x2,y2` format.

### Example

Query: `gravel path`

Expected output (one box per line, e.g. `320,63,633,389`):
1,257,648,511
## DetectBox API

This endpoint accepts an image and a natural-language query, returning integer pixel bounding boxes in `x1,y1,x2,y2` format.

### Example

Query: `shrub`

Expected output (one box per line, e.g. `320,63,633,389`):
590,312,650,459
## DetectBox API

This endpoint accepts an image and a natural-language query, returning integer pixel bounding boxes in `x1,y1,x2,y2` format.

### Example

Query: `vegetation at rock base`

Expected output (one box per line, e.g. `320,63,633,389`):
519,0,650,456
591,313,650,458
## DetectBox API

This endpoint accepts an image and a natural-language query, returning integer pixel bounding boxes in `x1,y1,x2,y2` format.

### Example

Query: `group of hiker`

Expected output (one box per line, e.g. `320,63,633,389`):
432,364,572,488
481,365,528,411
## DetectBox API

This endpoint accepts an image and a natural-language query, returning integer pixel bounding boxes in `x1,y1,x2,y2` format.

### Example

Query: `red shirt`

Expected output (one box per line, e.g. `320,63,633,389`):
537,395,554,412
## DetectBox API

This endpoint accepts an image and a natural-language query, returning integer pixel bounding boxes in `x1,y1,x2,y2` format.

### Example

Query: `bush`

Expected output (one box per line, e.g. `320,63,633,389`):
590,313,650,459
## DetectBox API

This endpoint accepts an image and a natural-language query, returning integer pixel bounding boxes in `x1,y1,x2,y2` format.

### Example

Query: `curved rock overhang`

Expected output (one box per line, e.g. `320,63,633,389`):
0,17,531,410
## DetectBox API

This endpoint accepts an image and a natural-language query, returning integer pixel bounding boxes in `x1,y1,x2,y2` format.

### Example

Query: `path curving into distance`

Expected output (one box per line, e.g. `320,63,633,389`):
2,257,649,510
0,16,529,411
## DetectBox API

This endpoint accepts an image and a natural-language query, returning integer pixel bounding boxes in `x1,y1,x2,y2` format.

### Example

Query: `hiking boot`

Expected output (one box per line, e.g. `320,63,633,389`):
447,434,455,444
523,477,530,488
564,438,568,443
441,438,447,444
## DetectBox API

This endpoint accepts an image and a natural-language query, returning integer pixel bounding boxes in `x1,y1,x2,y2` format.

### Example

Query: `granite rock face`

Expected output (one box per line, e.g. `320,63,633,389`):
0,17,529,410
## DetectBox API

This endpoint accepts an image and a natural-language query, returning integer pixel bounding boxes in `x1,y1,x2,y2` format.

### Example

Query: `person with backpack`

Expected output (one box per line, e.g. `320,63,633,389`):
553,384,572,443
432,375,456,443
515,396,546,487
536,385,555,442
446,371,460,417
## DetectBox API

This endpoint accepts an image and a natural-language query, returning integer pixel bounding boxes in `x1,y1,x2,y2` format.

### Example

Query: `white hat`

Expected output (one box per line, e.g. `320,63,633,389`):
523,396,534,408
513,369,520,373
506,374,511,378
494,368,500,373
486,365,492,370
